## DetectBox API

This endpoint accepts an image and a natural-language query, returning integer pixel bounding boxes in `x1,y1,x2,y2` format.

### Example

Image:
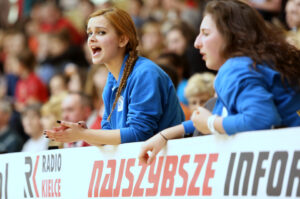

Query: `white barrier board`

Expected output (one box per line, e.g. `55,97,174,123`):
0,127,299,198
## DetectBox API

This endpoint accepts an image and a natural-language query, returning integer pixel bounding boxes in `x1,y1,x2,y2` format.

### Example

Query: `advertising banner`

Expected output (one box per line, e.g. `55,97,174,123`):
0,127,299,198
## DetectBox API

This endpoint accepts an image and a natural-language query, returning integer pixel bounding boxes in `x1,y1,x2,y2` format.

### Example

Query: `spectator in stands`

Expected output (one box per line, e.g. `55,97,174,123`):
2,29,27,58
2,29,27,98
156,52,189,105
24,1,44,56
39,0,84,46
184,72,215,113
165,22,207,76
41,74,67,139
162,0,201,30
246,0,284,22
139,0,300,164
140,21,164,61
140,0,164,22
38,29,88,84
49,74,68,97
66,67,88,93
21,104,49,152
15,49,48,112
128,0,145,29
59,92,93,147
0,98,23,153
45,7,184,145
40,75,68,149
285,0,300,48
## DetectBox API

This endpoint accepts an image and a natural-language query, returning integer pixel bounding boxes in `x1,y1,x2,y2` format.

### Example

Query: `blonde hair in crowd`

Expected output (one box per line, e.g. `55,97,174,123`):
88,8,139,121
184,72,215,98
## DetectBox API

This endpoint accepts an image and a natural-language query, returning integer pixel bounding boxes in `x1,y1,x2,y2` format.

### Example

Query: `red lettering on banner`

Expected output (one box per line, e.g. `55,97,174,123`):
48,178,51,197
41,178,61,197
188,154,206,196
56,179,61,197
203,153,218,196
161,156,178,196
42,180,46,197
175,155,191,196
100,159,116,197
132,160,147,196
122,158,136,197
113,159,125,197
88,161,104,197
145,156,164,196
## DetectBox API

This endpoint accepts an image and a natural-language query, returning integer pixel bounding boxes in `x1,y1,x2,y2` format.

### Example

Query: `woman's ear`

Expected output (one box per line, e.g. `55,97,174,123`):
118,35,129,48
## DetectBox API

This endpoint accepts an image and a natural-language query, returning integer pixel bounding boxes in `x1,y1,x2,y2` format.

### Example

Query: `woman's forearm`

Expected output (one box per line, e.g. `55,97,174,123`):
214,116,226,134
161,124,185,140
80,129,121,145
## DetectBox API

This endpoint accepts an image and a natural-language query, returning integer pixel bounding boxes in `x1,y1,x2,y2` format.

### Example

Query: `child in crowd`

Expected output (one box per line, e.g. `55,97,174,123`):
15,49,48,112
21,104,49,152
140,21,164,61
0,98,23,153
285,0,300,49
41,74,67,149
184,72,215,113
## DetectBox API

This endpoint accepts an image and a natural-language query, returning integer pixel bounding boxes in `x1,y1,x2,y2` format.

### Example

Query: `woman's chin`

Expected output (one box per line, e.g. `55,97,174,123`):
92,59,104,65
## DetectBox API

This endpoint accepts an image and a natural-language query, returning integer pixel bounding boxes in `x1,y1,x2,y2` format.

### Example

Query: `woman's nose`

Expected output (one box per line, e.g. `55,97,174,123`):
194,34,202,49
88,33,96,42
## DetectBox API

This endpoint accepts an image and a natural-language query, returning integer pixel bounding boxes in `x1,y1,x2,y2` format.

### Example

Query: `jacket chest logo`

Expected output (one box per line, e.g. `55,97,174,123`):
117,96,124,112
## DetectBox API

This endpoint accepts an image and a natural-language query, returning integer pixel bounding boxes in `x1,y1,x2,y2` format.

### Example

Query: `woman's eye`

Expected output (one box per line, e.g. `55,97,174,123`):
97,31,106,35
87,32,93,37
201,30,209,37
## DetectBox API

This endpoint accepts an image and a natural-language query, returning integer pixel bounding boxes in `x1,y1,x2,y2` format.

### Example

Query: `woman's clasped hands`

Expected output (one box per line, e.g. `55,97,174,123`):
44,121,87,143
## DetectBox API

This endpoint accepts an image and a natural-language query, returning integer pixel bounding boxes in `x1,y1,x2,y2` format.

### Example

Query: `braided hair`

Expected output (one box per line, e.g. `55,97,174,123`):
107,50,138,121
88,8,139,121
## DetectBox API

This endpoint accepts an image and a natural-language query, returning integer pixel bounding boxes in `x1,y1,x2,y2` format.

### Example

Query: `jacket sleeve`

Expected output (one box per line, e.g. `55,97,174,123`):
216,59,282,135
222,79,281,135
182,120,195,135
119,69,167,143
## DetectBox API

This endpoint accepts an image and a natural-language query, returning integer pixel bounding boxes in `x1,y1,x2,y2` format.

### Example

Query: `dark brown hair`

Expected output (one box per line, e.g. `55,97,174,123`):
16,49,36,72
205,0,300,89
168,22,196,46
88,7,139,120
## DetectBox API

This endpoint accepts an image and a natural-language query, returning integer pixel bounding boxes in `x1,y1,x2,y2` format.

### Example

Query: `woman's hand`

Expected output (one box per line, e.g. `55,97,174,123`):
191,107,212,134
44,121,86,143
139,132,167,165
139,124,185,165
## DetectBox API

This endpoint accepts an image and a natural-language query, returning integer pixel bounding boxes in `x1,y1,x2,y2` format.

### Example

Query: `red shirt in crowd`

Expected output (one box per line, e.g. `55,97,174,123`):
40,18,84,45
15,72,48,104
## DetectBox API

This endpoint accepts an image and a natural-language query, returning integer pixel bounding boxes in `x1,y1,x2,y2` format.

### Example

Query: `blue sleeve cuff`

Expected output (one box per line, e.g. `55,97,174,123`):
120,128,132,143
222,116,237,135
182,120,195,135
120,127,152,144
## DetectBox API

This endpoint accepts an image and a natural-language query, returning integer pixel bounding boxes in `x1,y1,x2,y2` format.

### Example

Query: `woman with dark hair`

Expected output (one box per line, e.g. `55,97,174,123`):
45,7,184,145
165,22,208,76
139,0,300,164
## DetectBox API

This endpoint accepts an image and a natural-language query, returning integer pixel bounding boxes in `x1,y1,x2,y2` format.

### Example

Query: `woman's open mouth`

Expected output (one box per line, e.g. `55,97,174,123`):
92,47,102,56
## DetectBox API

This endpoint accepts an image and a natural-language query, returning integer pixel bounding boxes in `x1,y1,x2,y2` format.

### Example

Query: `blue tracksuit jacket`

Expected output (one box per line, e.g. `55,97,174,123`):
101,55,185,143
183,56,300,135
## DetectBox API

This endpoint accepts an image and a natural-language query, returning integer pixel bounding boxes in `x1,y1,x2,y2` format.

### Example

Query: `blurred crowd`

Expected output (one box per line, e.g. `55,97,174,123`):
0,0,299,153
